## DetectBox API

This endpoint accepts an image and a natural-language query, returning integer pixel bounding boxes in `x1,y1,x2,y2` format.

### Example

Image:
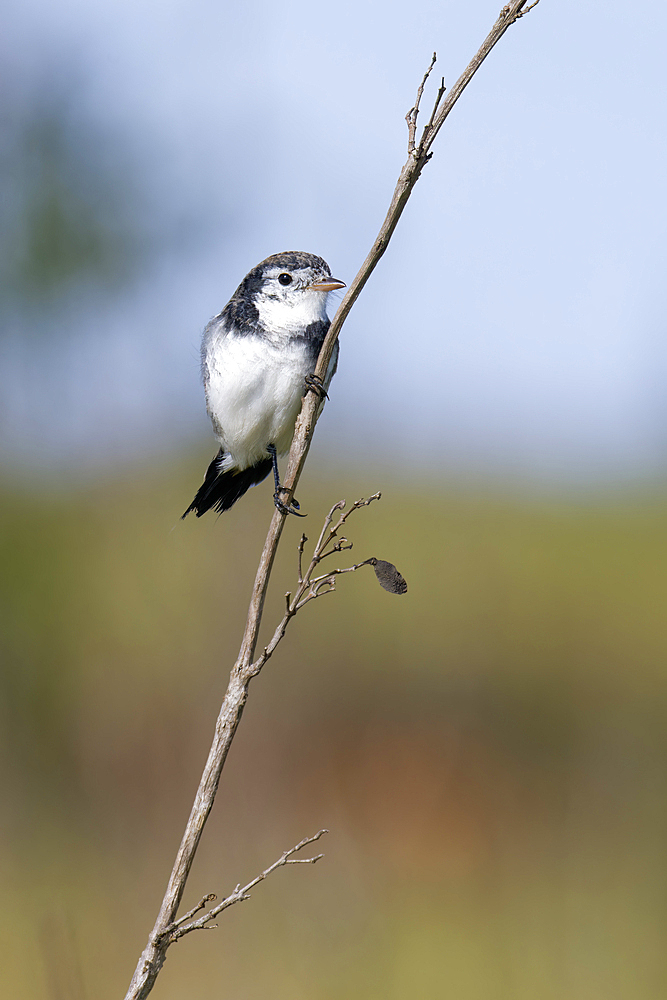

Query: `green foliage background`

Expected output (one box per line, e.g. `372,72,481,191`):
1,459,666,999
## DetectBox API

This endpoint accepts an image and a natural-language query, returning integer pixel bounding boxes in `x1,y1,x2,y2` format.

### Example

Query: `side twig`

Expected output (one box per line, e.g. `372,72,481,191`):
406,51,437,153
249,493,408,678
124,4,540,997
164,831,328,943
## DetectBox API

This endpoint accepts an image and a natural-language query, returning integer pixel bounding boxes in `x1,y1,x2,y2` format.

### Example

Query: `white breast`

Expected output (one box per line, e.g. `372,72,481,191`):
205,334,312,471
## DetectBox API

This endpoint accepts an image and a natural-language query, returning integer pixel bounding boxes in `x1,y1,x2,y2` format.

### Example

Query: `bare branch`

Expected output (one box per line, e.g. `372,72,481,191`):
419,0,541,159
124,6,540,997
168,831,328,942
252,493,384,668
279,4,541,521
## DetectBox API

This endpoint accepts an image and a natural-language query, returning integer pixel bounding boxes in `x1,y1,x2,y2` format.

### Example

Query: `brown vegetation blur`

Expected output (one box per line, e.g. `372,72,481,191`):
1,457,666,999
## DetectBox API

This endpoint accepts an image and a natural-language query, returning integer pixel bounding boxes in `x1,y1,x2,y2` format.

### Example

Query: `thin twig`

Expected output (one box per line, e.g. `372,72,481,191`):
253,494,382,669
406,51,436,153
515,0,541,16
166,831,328,942
421,73,447,149
297,533,308,584
124,5,540,997
166,894,217,931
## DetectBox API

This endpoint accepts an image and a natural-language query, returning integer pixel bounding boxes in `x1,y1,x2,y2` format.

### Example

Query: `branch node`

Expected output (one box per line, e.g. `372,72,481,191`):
515,0,540,17
501,0,539,21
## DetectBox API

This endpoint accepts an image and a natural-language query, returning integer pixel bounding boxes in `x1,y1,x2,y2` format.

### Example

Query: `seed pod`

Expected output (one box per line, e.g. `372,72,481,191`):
369,558,408,595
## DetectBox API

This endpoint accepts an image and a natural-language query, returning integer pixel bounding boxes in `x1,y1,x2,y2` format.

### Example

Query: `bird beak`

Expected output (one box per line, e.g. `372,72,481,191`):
309,277,346,292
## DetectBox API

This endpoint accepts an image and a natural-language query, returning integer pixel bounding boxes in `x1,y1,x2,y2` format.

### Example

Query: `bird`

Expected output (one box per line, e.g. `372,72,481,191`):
183,251,345,519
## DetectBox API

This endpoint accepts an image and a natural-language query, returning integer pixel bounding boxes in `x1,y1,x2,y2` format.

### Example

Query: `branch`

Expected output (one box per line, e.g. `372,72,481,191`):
406,51,437,154
294,0,541,441
124,498,394,999
124,4,539,997
249,493,406,678
164,831,328,942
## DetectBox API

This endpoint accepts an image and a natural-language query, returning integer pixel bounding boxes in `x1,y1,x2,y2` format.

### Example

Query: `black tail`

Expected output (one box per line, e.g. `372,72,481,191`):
182,449,273,518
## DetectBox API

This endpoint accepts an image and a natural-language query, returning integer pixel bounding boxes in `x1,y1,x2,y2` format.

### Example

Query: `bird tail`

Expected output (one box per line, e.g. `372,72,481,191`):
182,449,273,518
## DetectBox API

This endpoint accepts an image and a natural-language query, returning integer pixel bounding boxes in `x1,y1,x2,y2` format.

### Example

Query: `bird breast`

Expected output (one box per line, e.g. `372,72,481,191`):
204,334,311,470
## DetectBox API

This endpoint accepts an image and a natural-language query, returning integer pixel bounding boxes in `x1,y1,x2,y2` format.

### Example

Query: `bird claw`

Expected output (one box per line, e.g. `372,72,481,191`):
273,491,306,517
304,374,329,400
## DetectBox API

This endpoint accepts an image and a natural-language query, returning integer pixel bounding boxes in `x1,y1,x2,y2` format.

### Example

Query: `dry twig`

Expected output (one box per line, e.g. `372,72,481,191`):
250,493,407,678
124,4,540,997
163,831,328,943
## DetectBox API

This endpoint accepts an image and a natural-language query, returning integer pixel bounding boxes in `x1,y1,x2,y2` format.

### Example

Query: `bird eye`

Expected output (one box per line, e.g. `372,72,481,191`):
278,273,293,286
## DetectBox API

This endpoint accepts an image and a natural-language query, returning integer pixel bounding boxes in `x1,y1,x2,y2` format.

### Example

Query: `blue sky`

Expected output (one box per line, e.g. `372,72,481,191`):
1,0,666,483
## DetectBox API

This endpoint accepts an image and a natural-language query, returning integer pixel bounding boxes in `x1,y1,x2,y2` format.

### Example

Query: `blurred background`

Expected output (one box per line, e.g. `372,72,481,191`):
1,0,667,997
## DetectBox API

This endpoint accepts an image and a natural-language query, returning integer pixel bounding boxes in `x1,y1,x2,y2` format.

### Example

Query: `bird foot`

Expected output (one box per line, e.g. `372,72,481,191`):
304,374,329,400
273,491,306,517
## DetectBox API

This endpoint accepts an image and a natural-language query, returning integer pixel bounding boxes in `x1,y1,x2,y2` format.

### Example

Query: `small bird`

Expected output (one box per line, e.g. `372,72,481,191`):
183,251,345,518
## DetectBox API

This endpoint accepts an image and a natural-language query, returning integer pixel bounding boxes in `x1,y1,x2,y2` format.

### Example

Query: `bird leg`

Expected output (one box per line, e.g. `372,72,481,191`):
267,445,305,517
